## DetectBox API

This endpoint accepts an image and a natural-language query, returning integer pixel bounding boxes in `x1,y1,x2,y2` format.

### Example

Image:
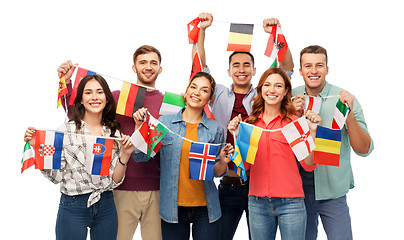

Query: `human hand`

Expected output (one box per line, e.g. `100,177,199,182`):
57,60,77,84
292,94,305,117
198,12,213,30
263,18,280,34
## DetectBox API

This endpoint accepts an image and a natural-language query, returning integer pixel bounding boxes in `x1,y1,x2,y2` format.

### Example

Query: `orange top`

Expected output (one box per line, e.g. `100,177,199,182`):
177,123,207,206
247,113,316,198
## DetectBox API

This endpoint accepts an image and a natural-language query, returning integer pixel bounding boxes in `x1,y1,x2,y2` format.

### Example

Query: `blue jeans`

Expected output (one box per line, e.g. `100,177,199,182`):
161,206,221,240
304,194,352,240
248,196,306,240
218,180,251,240
56,191,118,240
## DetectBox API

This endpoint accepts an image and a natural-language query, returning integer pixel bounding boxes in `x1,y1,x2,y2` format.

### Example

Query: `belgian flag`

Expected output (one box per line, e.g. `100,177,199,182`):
227,23,254,52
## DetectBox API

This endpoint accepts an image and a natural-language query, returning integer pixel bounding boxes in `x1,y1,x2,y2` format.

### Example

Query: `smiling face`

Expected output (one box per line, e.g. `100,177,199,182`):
184,76,213,110
132,52,162,88
228,53,256,93
299,53,328,96
261,73,288,109
81,79,107,117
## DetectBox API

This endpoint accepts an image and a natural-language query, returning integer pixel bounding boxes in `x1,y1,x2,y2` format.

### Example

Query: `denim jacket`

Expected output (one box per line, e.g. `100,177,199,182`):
134,108,225,223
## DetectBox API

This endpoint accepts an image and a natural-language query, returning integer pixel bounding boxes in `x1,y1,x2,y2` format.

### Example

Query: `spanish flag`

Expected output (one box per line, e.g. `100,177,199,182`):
116,81,146,117
314,126,342,167
227,23,254,52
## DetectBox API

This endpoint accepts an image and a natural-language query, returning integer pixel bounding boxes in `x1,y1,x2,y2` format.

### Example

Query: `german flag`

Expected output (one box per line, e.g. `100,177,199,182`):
116,81,146,117
227,23,254,52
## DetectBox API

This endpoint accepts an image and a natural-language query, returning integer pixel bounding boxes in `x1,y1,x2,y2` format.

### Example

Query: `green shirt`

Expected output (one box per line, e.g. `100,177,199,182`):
292,82,374,200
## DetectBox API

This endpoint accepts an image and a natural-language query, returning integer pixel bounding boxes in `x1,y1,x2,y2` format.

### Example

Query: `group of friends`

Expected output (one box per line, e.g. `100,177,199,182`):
23,13,374,240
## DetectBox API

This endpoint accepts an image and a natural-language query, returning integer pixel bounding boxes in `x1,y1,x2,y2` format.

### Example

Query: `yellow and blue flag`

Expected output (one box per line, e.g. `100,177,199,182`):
237,122,263,164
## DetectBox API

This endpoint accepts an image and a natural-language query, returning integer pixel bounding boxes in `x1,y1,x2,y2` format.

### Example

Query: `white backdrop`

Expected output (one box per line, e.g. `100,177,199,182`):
2,0,403,239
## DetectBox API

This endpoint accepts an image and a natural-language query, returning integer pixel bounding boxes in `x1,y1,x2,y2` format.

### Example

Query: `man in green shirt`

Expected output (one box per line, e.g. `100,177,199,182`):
292,45,374,240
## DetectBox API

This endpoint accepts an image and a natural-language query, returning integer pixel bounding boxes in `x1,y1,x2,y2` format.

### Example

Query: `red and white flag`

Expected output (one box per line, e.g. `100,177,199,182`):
264,25,288,65
281,117,315,161
304,96,322,114
187,17,201,44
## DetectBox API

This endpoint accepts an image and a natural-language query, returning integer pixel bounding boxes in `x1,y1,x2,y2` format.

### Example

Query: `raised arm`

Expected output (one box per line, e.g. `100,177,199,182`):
263,18,294,71
191,12,213,70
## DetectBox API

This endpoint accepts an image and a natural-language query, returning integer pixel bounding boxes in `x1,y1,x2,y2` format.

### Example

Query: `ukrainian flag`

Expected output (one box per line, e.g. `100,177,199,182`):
314,126,342,166
229,141,247,181
237,122,263,165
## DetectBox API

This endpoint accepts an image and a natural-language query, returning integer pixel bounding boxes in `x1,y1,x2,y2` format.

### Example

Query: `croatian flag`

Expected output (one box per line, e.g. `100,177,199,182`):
34,130,64,170
86,137,115,176
188,142,217,181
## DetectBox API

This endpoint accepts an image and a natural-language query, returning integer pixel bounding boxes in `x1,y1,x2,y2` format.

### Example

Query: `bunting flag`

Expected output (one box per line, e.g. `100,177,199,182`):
57,73,69,108
187,17,201,44
34,130,64,170
21,142,35,173
332,99,350,129
304,95,322,114
190,51,203,79
130,114,169,158
314,126,341,166
204,104,215,120
236,122,263,164
86,137,115,176
264,25,288,64
147,115,169,157
116,81,147,117
281,117,315,161
227,23,254,52
229,139,247,181
69,67,96,106
159,92,185,116
188,142,217,181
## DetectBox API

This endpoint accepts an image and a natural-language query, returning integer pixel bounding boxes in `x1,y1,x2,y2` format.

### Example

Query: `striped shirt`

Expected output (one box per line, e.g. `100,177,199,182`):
41,120,123,207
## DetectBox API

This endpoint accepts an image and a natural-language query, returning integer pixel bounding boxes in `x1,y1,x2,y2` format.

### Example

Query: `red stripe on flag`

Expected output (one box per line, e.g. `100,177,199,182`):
100,139,114,176
314,151,340,167
293,121,311,153
69,67,88,106
125,84,139,117
34,130,46,169
307,96,314,111
227,44,251,52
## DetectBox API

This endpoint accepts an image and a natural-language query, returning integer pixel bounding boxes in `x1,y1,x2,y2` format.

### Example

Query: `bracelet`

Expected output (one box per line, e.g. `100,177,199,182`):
119,158,128,166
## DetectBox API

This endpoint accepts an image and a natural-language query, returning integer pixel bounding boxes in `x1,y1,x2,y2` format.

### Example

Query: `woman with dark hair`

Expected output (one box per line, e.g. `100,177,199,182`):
24,74,134,240
133,72,232,240
228,67,321,240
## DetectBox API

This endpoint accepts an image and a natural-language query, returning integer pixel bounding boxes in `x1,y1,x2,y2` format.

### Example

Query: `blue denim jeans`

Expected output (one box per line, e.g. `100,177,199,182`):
56,191,118,240
161,206,221,240
304,194,352,240
218,180,251,240
248,196,306,240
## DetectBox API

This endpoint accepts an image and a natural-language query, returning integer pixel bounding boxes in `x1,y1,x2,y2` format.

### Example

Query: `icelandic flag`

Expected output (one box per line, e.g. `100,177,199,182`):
86,137,115,176
188,142,217,181
34,130,64,170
